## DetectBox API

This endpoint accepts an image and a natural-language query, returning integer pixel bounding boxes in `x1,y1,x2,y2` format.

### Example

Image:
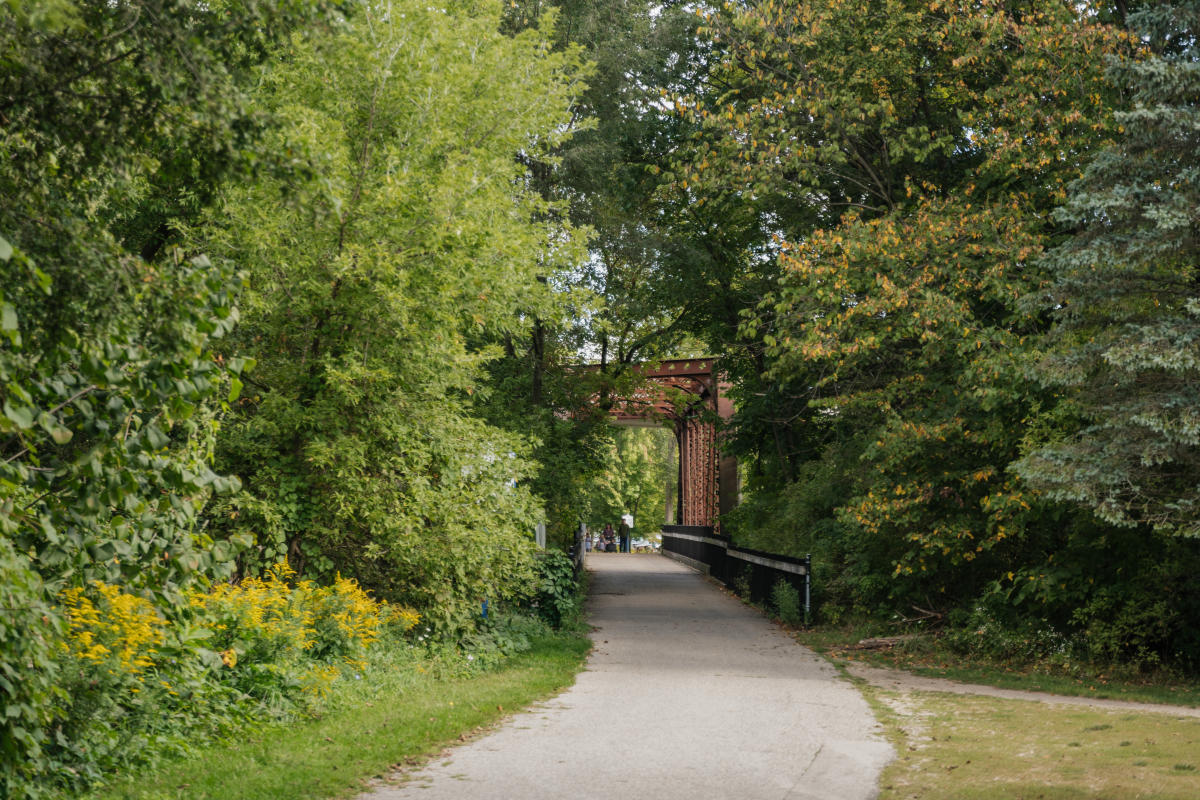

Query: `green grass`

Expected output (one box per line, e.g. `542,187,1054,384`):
794,625,1200,707
86,631,591,800
868,689,1200,800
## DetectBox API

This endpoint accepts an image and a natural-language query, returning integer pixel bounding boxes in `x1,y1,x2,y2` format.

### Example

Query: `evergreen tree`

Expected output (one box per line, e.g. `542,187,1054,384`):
1018,2,1200,535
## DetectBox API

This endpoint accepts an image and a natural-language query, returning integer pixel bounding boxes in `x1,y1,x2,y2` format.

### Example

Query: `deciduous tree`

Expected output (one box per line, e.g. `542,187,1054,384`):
202,0,589,629
682,0,1125,607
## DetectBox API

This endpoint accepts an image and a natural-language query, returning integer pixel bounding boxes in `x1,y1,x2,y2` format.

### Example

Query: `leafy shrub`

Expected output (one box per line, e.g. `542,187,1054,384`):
943,604,1083,667
530,551,580,627
733,565,752,599
307,574,395,664
188,562,318,689
1073,595,1177,672
458,611,546,672
770,579,804,626
12,563,417,796
50,580,246,792
0,540,62,800
60,582,166,672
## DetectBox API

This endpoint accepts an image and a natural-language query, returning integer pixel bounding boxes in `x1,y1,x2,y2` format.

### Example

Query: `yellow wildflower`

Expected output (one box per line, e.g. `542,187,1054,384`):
59,581,165,674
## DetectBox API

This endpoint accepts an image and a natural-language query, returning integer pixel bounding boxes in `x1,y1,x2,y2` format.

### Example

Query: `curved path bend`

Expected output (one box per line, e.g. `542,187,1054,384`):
364,553,893,800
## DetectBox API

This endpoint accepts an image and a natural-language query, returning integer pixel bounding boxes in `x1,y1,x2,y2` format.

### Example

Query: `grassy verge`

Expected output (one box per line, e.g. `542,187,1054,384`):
87,629,591,800
792,625,1200,707
865,686,1200,800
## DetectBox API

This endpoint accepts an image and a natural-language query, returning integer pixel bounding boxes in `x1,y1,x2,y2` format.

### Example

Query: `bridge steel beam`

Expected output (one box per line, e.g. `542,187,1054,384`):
592,359,735,529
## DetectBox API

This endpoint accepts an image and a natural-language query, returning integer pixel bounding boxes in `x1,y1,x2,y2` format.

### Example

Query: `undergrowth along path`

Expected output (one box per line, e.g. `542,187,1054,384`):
87,631,590,800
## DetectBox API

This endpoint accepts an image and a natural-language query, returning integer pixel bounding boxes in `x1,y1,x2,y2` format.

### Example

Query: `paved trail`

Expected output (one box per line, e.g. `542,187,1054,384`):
363,554,892,800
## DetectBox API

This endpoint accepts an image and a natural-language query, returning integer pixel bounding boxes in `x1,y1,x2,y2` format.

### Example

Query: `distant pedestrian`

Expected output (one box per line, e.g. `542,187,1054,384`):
602,523,616,552
618,519,631,553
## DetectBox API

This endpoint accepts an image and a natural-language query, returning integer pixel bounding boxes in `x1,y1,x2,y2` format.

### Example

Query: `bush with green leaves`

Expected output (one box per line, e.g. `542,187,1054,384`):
457,611,546,672
0,0,336,598
2,0,333,795
732,565,752,600
529,550,581,628
770,579,804,627
943,604,1083,669
0,540,62,799
22,567,417,796
46,581,248,794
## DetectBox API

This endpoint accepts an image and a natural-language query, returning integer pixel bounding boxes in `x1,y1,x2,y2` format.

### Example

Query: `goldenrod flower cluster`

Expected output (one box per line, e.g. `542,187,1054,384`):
189,560,318,661
185,562,420,668
301,663,341,698
57,562,420,695
59,581,165,674
389,605,422,632
44,562,423,796
308,573,388,658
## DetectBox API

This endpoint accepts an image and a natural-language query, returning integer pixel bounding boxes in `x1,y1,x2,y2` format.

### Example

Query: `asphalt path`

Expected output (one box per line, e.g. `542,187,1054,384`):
363,553,893,800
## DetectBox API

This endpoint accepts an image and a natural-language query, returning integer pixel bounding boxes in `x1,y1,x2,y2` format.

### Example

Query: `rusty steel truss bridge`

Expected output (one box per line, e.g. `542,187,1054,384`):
598,358,737,528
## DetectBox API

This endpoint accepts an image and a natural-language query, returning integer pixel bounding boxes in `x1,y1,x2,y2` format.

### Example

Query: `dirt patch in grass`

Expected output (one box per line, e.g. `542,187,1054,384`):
848,663,1200,719
791,626,1200,708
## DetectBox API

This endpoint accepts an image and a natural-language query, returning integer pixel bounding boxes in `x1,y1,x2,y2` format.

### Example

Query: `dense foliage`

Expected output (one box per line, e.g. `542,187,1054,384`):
1,0,589,794
696,0,1120,572
6,0,1200,793
477,0,716,547
48,565,414,794
1,0,336,792
1016,2,1200,535
677,0,1200,672
581,427,676,531
198,0,588,631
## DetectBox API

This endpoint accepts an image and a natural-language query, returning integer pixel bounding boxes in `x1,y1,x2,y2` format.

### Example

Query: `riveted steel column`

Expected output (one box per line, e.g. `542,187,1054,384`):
678,415,718,528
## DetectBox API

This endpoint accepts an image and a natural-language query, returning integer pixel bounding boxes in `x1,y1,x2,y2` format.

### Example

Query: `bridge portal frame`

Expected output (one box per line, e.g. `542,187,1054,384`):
603,358,736,528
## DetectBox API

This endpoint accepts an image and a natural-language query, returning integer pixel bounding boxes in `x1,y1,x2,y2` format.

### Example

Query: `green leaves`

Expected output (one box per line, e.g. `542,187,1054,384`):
0,538,63,798
0,234,43,349
1017,1,1200,536
0,304,17,337
581,427,675,530
684,0,1133,614
36,411,71,445
201,0,587,630
0,1,336,787
2,401,33,430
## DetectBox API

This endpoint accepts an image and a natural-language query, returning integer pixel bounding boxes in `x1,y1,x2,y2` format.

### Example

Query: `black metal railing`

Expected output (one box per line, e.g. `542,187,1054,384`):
661,524,811,620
